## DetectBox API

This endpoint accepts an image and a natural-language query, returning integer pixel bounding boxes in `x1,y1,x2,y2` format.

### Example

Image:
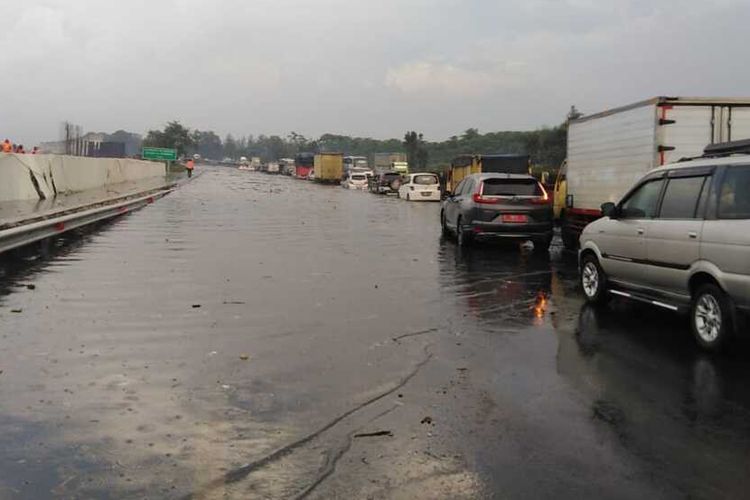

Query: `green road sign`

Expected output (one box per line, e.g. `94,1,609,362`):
142,147,177,161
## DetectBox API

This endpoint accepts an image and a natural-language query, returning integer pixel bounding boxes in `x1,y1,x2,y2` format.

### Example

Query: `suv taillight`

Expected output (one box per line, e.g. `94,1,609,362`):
530,185,552,205
472,193,500,204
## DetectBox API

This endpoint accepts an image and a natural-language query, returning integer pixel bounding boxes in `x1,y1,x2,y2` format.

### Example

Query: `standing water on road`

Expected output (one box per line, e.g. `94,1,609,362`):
2,168,750,499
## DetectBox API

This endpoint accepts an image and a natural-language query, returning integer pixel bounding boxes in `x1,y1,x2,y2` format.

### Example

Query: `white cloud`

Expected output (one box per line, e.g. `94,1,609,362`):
385,60,528,99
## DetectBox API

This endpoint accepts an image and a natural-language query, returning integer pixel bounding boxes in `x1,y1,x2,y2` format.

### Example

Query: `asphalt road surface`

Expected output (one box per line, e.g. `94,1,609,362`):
2,167,750,499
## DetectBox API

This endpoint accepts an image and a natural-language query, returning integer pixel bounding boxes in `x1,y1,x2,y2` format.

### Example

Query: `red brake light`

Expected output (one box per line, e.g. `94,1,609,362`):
472,193,500,204
530,185,552,205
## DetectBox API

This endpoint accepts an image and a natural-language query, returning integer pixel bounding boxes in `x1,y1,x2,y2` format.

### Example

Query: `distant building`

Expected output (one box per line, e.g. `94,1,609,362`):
39,131,141,158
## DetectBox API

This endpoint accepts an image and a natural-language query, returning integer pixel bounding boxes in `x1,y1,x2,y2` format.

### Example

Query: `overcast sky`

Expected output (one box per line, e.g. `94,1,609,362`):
1,0,749,145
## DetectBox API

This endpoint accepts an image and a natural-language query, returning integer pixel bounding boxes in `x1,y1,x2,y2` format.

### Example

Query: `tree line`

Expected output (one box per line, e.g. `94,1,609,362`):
143,107,581,173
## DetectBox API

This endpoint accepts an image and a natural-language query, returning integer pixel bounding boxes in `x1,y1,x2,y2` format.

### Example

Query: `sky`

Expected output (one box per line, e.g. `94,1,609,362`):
1,0,749,145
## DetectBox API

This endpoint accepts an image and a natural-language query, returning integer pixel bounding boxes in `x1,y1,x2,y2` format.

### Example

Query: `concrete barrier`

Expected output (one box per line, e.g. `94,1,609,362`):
0,153,166,202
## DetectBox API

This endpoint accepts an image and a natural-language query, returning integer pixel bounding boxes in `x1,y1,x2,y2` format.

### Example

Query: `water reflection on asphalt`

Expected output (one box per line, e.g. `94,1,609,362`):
1,167,749,499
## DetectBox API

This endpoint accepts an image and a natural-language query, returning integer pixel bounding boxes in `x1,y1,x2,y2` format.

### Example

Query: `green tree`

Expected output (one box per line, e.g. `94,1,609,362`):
191,130,223,159
224,134,238,159
143,121,194,156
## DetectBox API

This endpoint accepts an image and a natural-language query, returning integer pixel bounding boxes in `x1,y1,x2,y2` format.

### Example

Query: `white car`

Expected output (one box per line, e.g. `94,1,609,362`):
342,172,369,190
398,173,441,201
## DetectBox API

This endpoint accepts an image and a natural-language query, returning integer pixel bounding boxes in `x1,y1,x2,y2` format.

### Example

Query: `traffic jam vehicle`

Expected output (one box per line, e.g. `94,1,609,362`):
556,96,750,250
398,173,441,201
579,139,750,351
441,173,554,251
295,152,315,179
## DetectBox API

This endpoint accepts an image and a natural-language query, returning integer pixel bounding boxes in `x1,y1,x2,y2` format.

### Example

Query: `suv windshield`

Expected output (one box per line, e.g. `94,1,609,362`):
481,178,542,196
413,174,438,185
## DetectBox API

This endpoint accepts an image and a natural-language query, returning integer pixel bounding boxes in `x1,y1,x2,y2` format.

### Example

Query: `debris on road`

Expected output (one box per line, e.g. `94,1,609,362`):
239,354,249,360
354,430,393,438
420,416,433,425
192,304,201,308
10,308,22,313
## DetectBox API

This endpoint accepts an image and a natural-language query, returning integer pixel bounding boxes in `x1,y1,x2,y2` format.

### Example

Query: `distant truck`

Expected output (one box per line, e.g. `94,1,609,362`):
391,161,409,174
295,153,315,178
279,158,296,176
343,156,369,177
314,153,344,183
556,96,750,249
446,154,530,193
373,153,407,173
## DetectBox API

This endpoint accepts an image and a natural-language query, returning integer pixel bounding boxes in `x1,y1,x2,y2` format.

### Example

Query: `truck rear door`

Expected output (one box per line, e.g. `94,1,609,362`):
658,104,750,165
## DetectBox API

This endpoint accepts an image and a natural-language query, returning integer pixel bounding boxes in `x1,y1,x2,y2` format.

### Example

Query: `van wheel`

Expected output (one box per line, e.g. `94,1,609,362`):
580,255,607,304
456,217,472,247
691,284,733,351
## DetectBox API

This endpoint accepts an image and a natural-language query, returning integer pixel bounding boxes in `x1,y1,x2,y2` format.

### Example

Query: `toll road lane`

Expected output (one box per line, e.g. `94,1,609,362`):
0,167,749,499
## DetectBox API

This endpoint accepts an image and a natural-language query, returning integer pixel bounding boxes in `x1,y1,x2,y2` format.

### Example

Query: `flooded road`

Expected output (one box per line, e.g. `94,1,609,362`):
2,167,750,499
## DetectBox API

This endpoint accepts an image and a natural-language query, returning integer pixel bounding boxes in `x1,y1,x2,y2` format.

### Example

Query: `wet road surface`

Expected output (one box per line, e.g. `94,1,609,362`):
2,167,750,499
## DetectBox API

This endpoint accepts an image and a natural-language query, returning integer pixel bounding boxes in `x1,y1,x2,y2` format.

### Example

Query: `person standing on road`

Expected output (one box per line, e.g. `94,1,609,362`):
186,158,195,178
2,139,11,153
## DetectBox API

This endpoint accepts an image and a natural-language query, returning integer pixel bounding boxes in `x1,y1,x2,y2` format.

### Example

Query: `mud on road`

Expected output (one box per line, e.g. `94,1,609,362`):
2,167,750,499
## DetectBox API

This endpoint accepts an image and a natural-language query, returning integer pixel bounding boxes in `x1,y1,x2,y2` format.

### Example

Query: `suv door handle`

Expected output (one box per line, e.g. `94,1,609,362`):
637,228,645,235
688,231,698,239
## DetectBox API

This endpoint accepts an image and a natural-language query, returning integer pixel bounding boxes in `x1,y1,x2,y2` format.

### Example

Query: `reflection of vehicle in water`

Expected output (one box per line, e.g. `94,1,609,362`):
438,241,553,325
554,302,750,498
579,140,750,350
295,153,314,179
398,173,441,201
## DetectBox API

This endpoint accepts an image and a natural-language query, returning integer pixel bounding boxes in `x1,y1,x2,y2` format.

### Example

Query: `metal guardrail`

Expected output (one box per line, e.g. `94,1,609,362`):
0,188,173,254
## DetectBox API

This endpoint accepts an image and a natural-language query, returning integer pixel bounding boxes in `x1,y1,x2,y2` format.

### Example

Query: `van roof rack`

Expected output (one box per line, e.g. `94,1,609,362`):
703,139,750,157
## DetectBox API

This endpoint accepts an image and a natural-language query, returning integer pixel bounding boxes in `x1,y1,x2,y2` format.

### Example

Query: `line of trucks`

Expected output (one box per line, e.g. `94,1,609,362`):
290,152,409,182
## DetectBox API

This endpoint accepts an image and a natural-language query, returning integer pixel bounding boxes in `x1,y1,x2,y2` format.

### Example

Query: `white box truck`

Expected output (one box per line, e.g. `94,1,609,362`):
555,96,750,249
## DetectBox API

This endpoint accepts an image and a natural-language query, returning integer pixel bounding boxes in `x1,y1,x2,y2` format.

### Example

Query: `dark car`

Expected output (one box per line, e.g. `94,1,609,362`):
369,171,402,194
440,173,554,251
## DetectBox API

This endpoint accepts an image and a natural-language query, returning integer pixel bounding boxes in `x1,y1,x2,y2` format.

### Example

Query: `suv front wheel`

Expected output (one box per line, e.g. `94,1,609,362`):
691,284,733,351
581,254,608,304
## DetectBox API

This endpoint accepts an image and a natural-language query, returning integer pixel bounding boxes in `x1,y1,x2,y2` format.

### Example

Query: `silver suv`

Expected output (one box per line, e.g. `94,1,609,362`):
579,141,750,350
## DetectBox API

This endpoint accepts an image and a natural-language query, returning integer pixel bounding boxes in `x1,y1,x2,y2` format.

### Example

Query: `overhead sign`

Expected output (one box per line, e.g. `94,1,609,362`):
142,147,177,161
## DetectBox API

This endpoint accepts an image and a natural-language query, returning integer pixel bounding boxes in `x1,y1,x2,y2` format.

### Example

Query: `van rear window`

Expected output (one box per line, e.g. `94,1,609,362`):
481,178,542,196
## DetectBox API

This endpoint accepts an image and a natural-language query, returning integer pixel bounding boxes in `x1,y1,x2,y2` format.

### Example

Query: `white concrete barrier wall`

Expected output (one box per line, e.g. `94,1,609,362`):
0,153,166,202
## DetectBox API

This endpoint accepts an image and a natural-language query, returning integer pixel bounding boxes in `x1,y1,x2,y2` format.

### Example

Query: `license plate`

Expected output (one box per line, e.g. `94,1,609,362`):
421,192,431,197
501,214,528,223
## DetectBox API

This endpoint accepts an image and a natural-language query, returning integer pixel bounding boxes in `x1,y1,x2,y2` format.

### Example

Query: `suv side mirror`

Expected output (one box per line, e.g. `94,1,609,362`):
601,202,617,218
